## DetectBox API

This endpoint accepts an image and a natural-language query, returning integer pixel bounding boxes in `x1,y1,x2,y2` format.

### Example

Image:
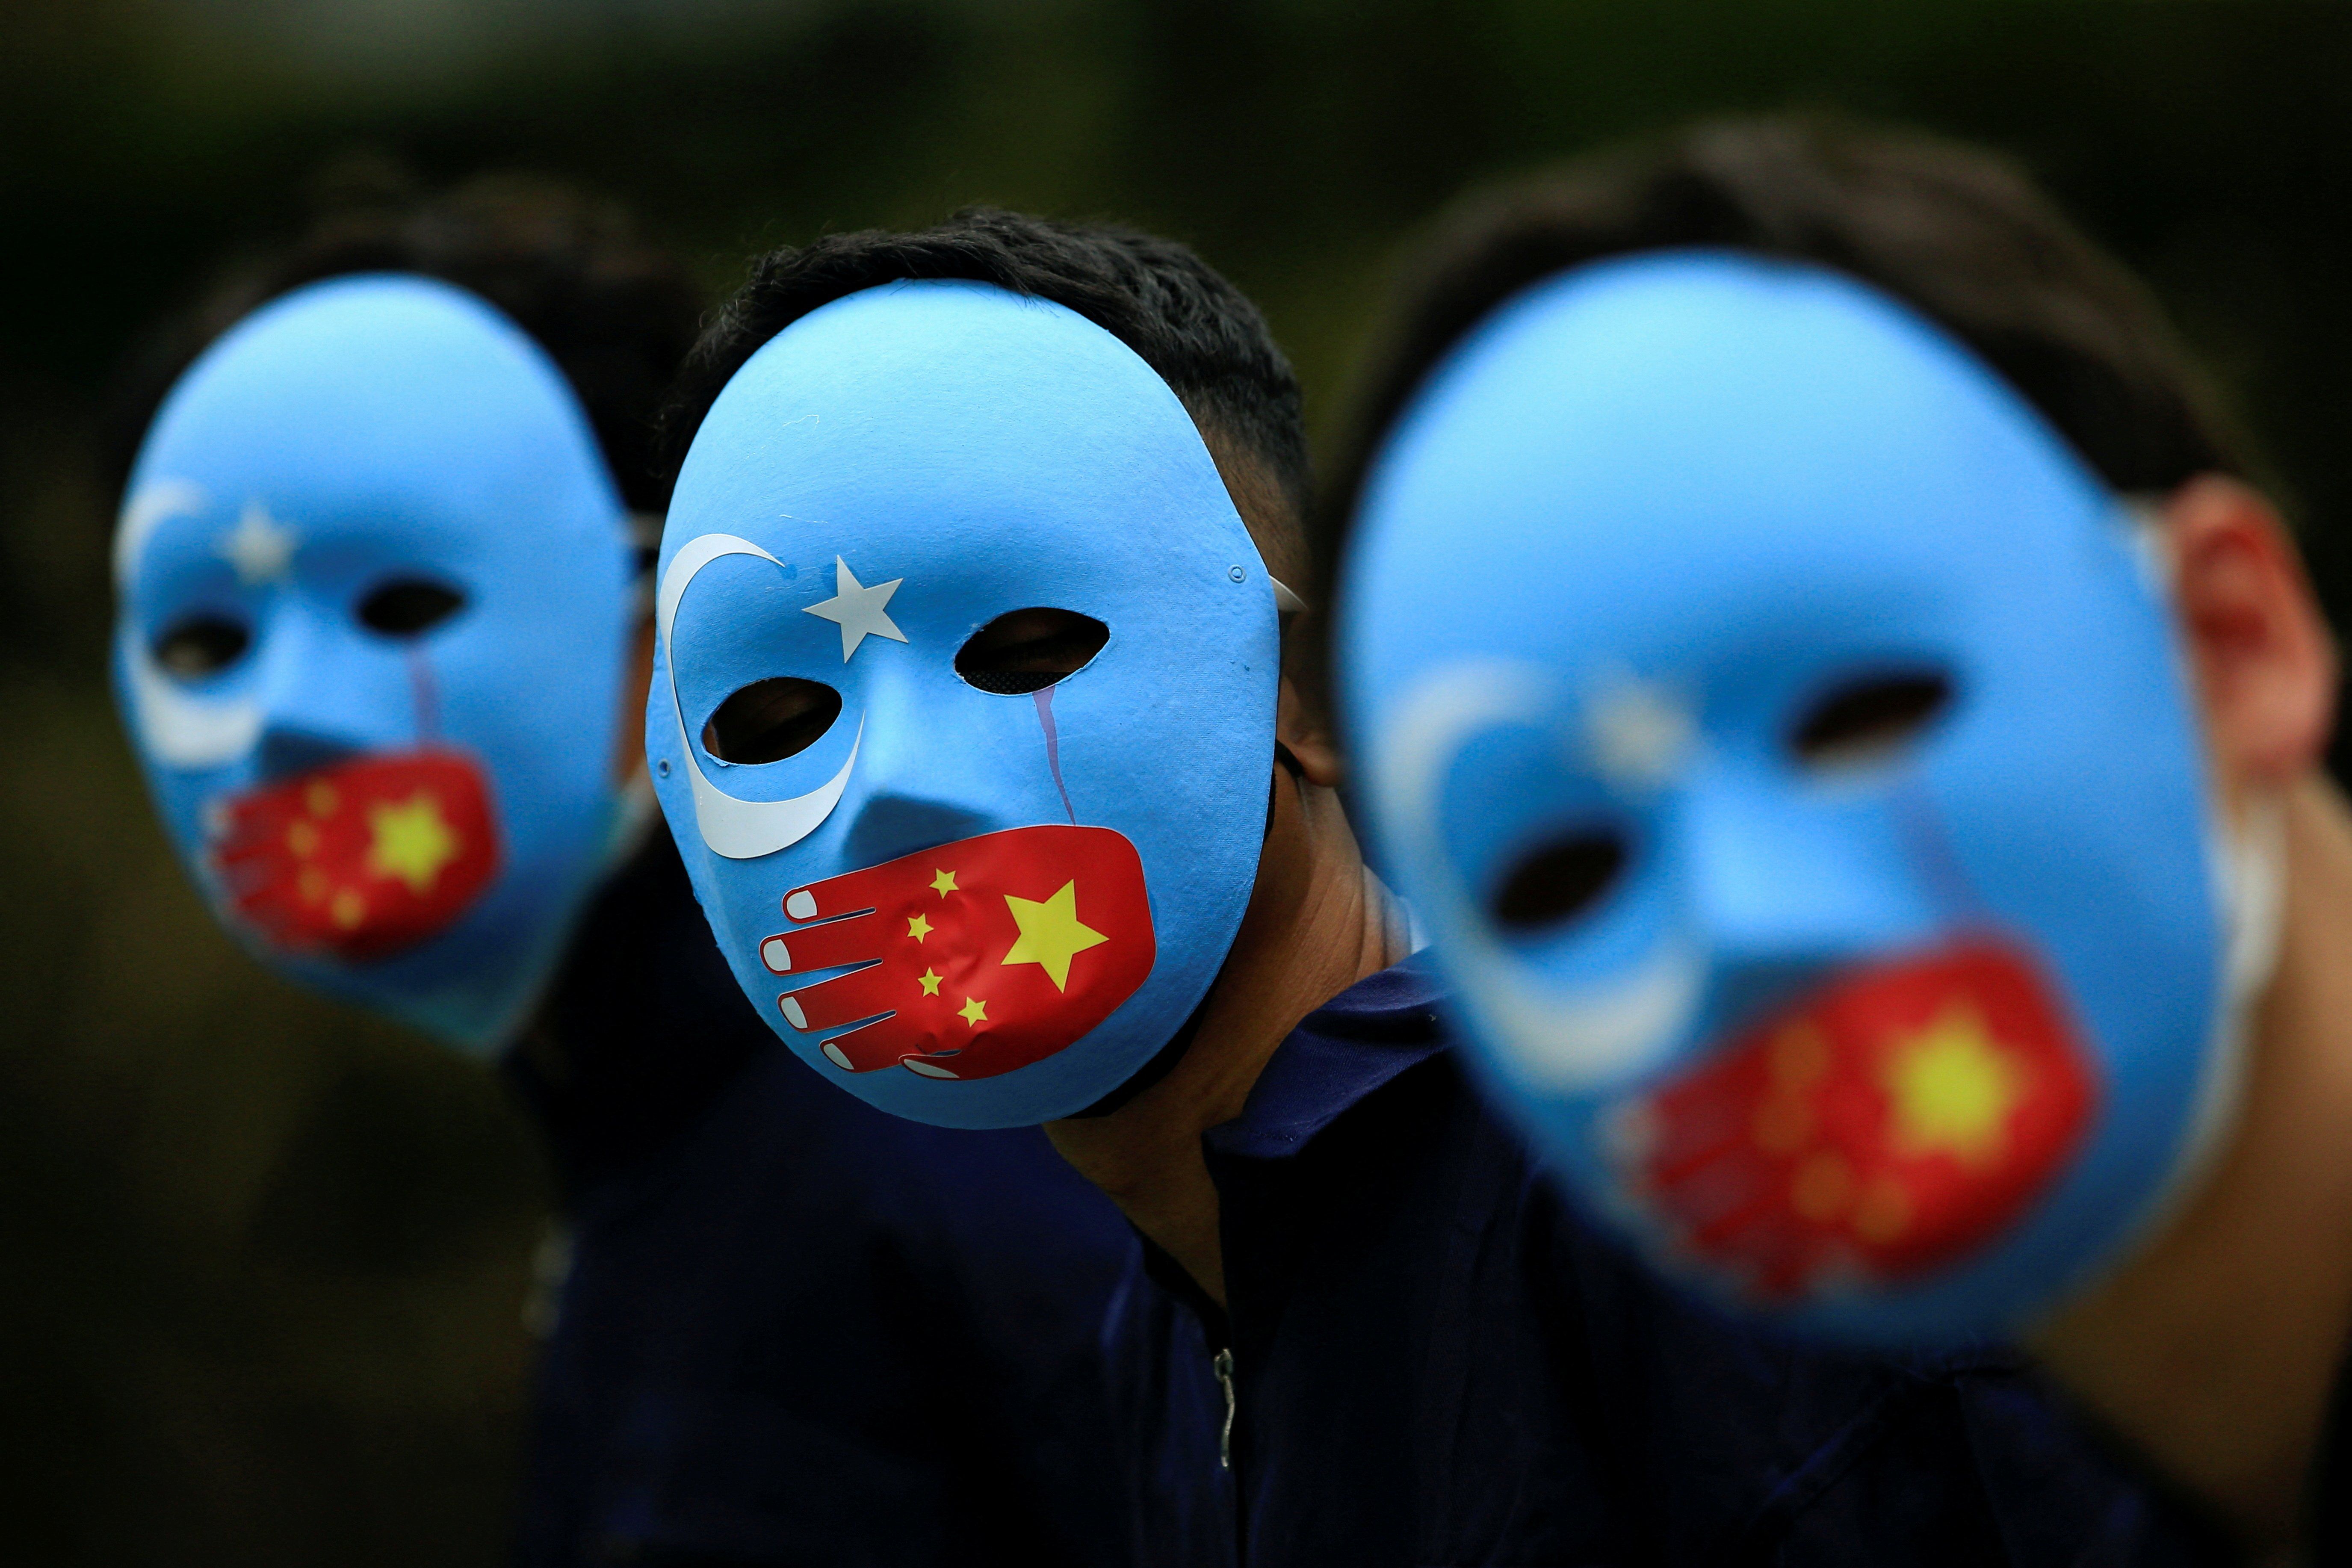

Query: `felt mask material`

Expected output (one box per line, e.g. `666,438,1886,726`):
1339,251,2241,1343
115,275,636,1054
650,280,1279,1129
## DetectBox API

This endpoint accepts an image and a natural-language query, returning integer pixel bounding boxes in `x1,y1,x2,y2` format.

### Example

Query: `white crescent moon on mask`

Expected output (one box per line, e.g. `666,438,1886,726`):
115,480,266,770
114,478,208,591
121,628,267,770
657,532,861,859
1377,659,1702,1090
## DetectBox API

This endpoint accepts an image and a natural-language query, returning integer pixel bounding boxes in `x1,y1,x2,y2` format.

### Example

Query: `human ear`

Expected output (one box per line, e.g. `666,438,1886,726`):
2160,474,2337,797
1276,670,1343,788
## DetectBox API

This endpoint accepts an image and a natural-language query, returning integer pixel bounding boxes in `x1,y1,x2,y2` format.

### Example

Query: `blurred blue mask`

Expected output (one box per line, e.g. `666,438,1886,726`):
650,280,1281,1128
1340,252,2275,1344
114,275,639,1055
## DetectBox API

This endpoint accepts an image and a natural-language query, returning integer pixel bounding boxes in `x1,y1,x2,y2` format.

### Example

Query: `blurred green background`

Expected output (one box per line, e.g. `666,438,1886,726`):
9,0,2352,1561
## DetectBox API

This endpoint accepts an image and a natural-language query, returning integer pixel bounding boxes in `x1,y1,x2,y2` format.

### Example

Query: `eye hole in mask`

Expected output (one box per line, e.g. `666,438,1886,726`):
1788,670,1954,771
1490,830,1630,933
154,613,251,679
358,577,468,638
955,608,1109,696
704,676,844,765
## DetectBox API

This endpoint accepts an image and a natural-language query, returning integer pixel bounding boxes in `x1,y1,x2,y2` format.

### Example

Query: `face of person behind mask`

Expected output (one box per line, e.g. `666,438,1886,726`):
1339,251,2269,1345
649,279,1282,1130
114,275,638,1054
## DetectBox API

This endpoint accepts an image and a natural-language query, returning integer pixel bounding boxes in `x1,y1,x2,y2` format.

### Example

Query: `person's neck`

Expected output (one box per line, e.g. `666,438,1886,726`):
2032,773,2352,1546
1046,769,1408,1307
503,825,764,1201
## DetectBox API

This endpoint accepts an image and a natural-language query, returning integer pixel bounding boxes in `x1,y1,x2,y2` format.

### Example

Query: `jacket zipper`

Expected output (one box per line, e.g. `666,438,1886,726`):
1214,1347,1237,1470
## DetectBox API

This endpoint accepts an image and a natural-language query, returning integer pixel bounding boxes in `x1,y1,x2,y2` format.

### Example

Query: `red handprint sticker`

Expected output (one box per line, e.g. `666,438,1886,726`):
208,748,501,962
1607,939,2096,1301
761,824,1156,1081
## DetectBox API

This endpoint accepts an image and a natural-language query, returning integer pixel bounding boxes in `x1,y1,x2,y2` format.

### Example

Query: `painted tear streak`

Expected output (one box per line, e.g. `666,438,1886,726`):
1033,686,1077,826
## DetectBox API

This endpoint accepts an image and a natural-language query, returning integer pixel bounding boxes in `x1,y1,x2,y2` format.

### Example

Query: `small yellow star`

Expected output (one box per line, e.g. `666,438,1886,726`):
917,968,942,996
366,791,460,894
930,868,958,896
907,913,934,942
958,996,987,1025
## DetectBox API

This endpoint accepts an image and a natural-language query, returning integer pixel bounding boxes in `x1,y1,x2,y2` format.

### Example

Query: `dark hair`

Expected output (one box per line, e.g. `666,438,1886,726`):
1316,115,2253,610
107,168,705,514
660,207,1310,581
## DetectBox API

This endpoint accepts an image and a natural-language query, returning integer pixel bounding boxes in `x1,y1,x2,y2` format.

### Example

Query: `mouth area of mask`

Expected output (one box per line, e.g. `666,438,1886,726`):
757,823,1155,1081
207,747,502,963
1603,934,2097,1305
1599,791,2285,1321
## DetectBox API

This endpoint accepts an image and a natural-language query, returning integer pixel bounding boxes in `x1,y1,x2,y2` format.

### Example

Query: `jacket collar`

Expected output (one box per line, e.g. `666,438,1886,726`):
1206,955,1452,1162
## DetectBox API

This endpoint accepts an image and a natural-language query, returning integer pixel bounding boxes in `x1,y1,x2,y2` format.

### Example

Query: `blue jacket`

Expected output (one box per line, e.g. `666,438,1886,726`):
506,833,1221,1566
1115,956,2237,1566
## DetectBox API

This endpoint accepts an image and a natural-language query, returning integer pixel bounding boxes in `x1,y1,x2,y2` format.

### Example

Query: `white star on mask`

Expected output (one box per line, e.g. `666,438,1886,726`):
216,501,297,585
803,556,908,661
1585,679,1695,787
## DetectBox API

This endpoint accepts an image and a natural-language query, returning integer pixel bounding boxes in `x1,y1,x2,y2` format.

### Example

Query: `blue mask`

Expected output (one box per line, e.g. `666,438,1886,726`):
1339,251,2272,1344
114,274,639,1055
649,279,1280,1128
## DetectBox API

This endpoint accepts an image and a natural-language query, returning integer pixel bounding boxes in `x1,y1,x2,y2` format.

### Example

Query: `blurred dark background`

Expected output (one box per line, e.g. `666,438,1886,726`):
7,1,2352,1561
